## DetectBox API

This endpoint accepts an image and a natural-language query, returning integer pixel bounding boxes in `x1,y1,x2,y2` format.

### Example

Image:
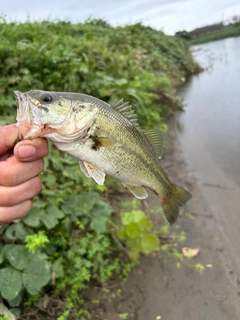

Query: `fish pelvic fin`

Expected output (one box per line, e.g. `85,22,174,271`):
161,184,191,225
79,160,90,178
83,161,105,185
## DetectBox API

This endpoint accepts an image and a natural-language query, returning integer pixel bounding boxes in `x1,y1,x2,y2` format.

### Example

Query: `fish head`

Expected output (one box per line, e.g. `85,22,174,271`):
15,90,98,142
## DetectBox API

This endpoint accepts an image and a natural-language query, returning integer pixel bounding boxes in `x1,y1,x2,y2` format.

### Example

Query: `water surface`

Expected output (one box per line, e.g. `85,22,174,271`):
177,37,240,187
175,37,240,288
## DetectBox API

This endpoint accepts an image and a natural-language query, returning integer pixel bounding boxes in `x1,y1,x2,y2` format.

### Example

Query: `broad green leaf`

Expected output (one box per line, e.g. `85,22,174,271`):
32,200,48,209
41,206,65,229
23,207,44,228
126,238,142,255
23,259,51,295
0,267,23,301
5,223,28,240
141,234,160,254
138,216,153,232
61,192,99,216
1,244,15,256
90,217,108,234
8,289,25,307
47,205,65,219
120,211,145,225
124,223,142,239
88,201,112,233
4,245,33,270
92,202,112,218
117,217,152,239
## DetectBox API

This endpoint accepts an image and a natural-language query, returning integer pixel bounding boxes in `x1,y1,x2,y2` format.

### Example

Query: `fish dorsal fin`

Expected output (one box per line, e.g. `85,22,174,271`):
111,99,140,128
142,129,164,159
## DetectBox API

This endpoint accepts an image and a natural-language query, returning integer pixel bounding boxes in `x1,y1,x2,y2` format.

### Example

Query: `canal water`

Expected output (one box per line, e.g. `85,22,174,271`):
175,36,240,293
177,36,240,187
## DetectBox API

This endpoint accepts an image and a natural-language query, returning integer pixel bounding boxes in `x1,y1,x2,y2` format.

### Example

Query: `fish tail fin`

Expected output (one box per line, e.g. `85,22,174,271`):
161,183,191,225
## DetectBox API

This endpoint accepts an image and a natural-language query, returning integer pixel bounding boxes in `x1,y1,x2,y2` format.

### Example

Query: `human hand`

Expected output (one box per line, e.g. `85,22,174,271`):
0,124,48,225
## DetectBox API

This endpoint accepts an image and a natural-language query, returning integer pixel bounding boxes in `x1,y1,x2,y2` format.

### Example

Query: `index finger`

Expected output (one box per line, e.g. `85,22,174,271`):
0,124,18,157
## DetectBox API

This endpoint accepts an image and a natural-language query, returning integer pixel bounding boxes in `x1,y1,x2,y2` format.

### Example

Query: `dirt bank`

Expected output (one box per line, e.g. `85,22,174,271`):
101,116,240,320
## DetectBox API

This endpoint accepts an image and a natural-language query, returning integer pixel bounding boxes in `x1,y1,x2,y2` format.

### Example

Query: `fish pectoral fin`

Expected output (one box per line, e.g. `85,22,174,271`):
79,160,90,178
124,184,148,199
91,136,121,148
83,160,105,185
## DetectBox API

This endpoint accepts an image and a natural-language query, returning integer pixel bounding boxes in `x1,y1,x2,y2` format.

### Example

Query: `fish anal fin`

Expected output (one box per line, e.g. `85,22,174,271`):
83,160,105,185
125,184,148,199
111,99,140,128
142,129,164,159
91,136,121,149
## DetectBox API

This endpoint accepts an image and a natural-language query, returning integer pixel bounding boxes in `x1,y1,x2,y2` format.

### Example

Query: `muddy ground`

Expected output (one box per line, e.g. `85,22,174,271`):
100,116,240,320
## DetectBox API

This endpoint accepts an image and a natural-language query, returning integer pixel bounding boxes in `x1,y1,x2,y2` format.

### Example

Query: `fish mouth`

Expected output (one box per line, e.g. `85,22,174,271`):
15,91,44,140
15,91,45,125
15,91,63,140
15,91,30,123
14,91,96,142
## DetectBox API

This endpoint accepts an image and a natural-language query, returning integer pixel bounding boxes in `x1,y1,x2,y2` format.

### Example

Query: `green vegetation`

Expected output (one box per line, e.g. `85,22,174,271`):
117,209,160,260
0,18,199,127
0,18,199,319
189,23,240,45
176,20,240,45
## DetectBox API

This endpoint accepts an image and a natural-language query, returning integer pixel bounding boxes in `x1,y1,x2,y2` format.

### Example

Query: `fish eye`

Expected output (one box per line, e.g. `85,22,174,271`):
40,93,54,103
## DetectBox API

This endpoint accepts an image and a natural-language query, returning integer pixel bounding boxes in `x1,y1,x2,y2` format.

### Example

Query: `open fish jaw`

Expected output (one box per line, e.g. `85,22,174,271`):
14,90,97,142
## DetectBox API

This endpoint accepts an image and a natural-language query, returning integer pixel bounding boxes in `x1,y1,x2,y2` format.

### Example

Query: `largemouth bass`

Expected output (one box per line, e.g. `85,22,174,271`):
14,90,191,224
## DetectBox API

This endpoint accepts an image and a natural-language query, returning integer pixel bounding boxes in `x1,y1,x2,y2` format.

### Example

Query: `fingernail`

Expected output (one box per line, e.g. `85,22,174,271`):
18,145,36,159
